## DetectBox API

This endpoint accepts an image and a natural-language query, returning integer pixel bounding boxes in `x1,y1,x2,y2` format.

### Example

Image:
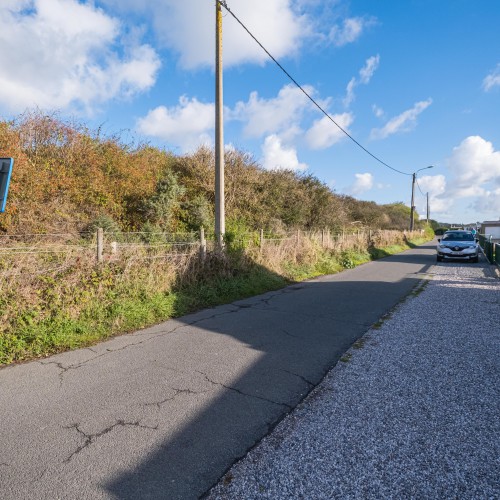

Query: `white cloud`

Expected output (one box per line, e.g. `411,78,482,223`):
372,104,384,118
328,17,376,47
482,64,500,91
101,0,309,70
343,55,380,107
136,83,342,154
343,78,357,108
0,0,160,113
447,136,500,188
473,188,500,214
417,174,450,214
359,55,380,84
261,135,307,171
136,96,214,152
429,136,500,218
370,99,432,140
229,84,316,139
305,112,353,149
348,173,374,195
418,175,446,196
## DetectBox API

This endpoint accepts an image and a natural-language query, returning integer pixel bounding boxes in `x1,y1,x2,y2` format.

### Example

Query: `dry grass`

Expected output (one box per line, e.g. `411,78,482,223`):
0,228,430,364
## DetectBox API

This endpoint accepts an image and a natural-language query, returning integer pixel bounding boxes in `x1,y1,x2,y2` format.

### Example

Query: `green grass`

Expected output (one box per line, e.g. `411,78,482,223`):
0,267,289,365
0,233,432,366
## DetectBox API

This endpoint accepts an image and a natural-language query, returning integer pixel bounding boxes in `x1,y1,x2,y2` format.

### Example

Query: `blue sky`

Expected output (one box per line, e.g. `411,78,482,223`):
1,0,500,224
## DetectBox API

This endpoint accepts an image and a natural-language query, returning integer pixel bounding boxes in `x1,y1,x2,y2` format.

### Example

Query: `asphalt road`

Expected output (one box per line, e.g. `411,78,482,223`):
0,241,436,499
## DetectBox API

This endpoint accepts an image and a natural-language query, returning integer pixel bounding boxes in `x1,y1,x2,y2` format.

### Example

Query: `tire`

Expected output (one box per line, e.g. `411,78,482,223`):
471,256,479,263
436,255,443,262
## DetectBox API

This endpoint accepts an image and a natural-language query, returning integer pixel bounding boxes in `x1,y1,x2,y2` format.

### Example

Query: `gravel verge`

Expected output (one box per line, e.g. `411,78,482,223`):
207,262,500,499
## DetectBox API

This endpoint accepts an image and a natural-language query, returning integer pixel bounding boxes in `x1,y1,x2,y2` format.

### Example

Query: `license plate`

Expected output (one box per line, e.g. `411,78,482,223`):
451,252,463,256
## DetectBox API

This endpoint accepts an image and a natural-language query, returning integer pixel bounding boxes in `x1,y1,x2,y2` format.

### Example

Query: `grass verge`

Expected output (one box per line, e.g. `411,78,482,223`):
0,231,432,365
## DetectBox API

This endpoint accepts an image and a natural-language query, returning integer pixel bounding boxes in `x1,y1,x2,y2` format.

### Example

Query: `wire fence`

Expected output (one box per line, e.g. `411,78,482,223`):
0,227,425,279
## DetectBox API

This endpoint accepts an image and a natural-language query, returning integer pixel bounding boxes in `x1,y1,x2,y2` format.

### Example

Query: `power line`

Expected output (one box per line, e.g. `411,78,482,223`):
415,178,426,196
218,1,412,177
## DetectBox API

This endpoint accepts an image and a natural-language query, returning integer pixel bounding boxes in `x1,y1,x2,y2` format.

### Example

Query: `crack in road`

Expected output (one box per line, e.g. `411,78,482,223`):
195,371,293,410
36,285,303,384
39,361,86,387
280,329,302,339
63,420,158,463
144,387,211,410
37,306,244,381
281,369,315,387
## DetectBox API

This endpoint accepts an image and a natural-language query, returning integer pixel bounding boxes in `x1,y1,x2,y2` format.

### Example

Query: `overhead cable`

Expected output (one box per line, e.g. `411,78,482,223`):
218,1,412,177
415,178,426,196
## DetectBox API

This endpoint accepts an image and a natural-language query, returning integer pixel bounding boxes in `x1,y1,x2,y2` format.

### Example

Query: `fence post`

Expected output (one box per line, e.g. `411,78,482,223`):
296,229,300,245
97,227,104,263
199,227,207,261
110,241,117,255
259,229,264,251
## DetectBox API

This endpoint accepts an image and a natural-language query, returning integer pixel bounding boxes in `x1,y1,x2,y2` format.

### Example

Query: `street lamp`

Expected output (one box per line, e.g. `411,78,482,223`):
410,166,434,231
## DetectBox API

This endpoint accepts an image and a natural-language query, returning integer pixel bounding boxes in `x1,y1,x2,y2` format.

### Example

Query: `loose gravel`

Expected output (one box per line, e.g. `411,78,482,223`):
207,262,500,499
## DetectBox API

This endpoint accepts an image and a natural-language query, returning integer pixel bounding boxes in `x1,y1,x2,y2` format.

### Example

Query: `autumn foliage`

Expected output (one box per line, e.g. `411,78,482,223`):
0,111,417,236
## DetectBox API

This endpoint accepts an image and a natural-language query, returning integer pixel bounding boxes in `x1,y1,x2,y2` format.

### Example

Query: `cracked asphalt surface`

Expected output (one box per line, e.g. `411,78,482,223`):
207,258,500,499
1,242,436,499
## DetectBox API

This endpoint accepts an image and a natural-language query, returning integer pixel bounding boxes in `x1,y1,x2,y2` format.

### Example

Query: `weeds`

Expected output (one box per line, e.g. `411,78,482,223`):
0,229,431,365
340,353,353,363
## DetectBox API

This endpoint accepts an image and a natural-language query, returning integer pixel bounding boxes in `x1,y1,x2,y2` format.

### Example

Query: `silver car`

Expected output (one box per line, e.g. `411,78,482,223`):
436,230,479,262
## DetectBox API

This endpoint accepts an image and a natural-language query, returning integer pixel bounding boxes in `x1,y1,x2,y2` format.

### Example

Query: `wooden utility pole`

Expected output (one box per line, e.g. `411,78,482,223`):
426,192,429,224
409,172,416,231
215,1,225,247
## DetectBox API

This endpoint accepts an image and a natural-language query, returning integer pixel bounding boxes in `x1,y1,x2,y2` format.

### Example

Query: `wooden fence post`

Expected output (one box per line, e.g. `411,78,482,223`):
97,227,104,263
199,227,207,261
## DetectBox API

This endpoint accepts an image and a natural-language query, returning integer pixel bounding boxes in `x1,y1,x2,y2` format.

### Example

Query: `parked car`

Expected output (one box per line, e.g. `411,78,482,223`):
436,230,479,262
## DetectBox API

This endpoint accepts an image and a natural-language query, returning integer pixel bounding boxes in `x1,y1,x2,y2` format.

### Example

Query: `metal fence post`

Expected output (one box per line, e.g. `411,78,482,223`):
97,227,104,263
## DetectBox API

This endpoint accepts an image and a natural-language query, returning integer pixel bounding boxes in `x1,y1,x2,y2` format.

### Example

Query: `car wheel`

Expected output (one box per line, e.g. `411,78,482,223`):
471,256,479,263
436,255,443,262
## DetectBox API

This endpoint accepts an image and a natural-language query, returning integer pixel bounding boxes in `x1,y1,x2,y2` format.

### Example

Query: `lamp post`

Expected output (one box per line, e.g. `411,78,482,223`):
410,166,433,231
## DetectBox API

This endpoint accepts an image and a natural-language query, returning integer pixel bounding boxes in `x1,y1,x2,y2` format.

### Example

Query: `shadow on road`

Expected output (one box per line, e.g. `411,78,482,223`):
103,245,439,499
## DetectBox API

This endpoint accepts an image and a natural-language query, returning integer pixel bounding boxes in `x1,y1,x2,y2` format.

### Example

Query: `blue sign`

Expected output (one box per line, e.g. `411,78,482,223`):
0,157,14,213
